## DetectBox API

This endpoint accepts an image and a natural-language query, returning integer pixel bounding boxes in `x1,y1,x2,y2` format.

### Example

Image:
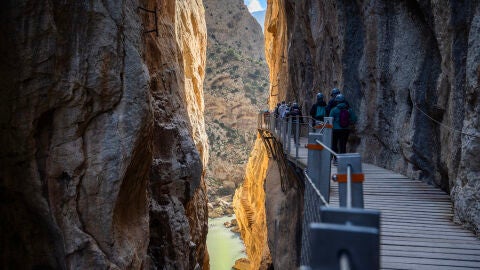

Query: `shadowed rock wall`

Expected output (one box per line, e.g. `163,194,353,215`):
265,0,480,234
0,0,208,269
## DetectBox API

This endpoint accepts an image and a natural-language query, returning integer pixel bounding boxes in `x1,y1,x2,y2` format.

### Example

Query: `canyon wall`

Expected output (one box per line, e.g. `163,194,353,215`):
264,0,480,234
146,0,209,269
233,139,270,269
0,0,208,269
232,1,297,268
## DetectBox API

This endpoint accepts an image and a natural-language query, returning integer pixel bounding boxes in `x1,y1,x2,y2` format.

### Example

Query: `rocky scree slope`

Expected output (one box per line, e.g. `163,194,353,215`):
0,0,209,269
203,0,268,217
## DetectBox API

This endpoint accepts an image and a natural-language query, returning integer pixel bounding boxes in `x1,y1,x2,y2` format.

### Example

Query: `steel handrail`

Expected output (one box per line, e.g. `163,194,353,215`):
315,139,338,157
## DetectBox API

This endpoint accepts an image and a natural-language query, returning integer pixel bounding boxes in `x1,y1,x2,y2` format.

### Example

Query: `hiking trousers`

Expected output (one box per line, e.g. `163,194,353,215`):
332,129,350,154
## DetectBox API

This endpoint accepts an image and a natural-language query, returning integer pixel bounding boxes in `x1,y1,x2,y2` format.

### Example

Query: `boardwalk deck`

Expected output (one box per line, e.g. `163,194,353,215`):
282,137,480,270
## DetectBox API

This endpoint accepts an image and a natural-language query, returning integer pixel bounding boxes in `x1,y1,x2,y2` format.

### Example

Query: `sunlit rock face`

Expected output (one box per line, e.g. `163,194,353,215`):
265,0,480,234
0,0,209,269
234,1,299,269
233,139,271,269
140,0,209,269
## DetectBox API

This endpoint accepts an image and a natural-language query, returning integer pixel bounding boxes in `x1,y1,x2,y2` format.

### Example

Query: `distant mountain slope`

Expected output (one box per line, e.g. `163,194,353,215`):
203,0,268,213
252,10,266,32
204,0,265,60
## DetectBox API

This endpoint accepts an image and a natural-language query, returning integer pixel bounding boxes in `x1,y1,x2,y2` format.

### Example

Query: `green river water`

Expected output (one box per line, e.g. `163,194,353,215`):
207,215,246,270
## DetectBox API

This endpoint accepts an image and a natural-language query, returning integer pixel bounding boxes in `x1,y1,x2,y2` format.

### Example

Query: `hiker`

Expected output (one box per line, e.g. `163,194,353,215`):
329,94,357,159
325,88,340,116
286,102,303,145
309,92,327,126
278,101,288,119
274,103,281,118
326,88,351,117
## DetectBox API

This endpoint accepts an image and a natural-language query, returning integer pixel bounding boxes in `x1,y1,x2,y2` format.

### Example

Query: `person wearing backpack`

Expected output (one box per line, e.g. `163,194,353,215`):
286,102,303,145
309,92,327,126
329,94,357,160
326,88,340,116
326,88,350,117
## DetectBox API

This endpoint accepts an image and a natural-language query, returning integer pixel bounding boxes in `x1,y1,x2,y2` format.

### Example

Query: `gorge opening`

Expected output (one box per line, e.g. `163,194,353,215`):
202,0,269,269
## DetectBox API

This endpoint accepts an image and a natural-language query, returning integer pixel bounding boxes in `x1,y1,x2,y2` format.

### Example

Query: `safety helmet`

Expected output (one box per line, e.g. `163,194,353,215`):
316,92,324,101
331,88,341,97
335,94,345,102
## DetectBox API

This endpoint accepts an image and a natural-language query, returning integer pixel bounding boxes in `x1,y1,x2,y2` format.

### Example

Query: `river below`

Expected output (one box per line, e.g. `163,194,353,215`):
207,215,246,270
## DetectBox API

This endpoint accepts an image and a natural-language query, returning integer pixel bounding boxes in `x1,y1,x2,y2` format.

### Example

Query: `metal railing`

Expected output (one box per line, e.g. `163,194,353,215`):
258,110,381,270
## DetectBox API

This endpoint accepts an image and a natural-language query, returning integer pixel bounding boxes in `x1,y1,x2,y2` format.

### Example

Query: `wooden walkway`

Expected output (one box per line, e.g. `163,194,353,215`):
283,137,480,270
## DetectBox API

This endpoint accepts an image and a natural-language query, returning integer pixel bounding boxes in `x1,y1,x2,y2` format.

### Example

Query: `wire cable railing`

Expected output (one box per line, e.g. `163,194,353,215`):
303,170,329,207
257,110,379,270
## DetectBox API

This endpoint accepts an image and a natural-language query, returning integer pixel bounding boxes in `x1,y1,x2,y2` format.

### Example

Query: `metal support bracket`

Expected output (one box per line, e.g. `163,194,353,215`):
138,6,158,36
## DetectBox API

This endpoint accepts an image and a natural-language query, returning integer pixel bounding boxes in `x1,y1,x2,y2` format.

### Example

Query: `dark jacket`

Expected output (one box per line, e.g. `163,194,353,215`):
286,107,303,122
326,98,350,117
309,101,327,121
329,102,357,130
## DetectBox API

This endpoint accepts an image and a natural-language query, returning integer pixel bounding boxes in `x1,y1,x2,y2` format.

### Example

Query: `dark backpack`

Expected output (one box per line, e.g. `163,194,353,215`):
339,108,350,128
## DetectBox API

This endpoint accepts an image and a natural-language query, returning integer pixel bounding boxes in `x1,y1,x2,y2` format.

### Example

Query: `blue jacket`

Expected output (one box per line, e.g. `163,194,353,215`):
329,102,357,130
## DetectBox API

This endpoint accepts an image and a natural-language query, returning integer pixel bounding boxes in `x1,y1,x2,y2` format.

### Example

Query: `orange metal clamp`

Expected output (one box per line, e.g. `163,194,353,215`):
336,173,365,183
305,144,324,151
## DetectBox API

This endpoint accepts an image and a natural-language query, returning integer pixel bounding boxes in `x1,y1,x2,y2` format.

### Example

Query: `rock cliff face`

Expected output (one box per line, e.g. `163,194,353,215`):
203,0,268,216
264,0,480,234
146,0,209,269
0,0,208,269
233,139,271,269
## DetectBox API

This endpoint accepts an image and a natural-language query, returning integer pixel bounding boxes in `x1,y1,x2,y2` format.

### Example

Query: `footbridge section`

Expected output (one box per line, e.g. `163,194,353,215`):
257,112,480,270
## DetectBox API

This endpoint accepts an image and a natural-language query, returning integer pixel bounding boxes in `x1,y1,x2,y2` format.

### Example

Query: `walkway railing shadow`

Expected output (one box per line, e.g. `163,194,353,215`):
257,111,381,270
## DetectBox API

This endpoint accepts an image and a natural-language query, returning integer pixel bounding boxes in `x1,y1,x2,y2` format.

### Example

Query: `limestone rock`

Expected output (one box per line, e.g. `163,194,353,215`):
233,138,271,269
0,1,151,268
233,258,251,270
264,0,480,235
0,0,209,269
146,0,209,268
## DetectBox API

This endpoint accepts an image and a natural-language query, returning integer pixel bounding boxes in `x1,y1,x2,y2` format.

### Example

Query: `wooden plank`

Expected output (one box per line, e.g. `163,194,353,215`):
381,239,480,250
382,235,480,245
380,227,475,237
381,250,480,262
381,262,471,270
381,256,480,268
379,220,466,229
381,244,480,255
381,231,477,241
367,206,452,214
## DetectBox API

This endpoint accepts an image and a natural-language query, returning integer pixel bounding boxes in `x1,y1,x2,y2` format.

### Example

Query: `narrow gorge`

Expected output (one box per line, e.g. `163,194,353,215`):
234,0,480,269
1,0,479,269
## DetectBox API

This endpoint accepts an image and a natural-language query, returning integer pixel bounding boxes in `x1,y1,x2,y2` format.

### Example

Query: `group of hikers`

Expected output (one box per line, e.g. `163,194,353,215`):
273,88,356,164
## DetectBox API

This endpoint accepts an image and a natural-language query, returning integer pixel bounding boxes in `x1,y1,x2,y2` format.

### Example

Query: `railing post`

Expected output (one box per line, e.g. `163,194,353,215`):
337,153,364,208
306,132,330,201
323,117,333,147
295,115,300,159
270,112,275,134
282,118,287,152
287,116,292,155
